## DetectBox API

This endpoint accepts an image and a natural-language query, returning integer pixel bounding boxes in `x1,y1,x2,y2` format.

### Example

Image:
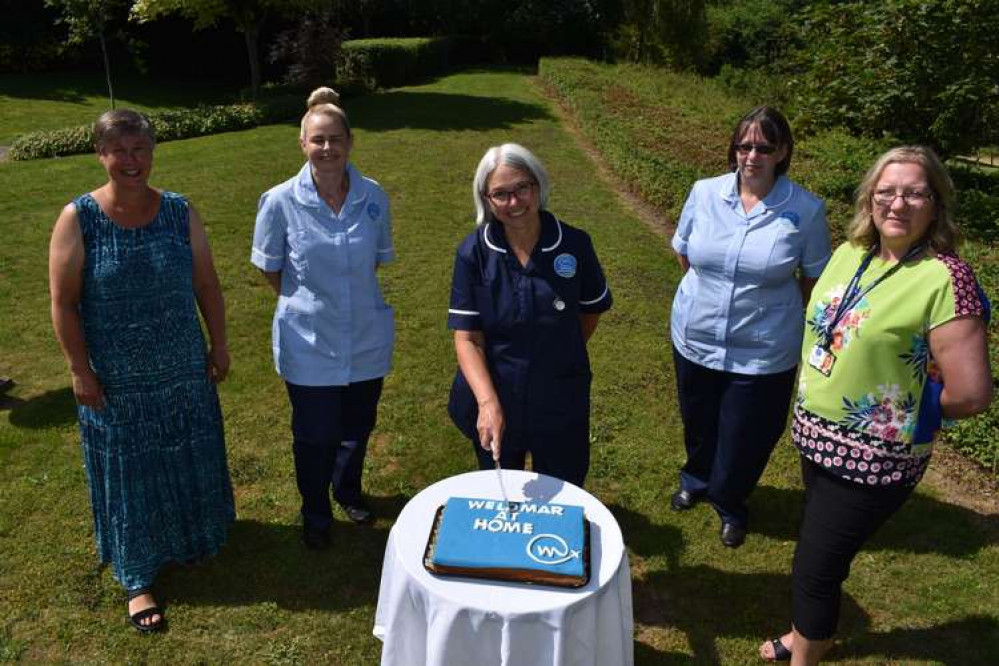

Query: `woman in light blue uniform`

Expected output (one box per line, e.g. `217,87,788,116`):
447,143,612,487
669,107,831,548
251,87,394,549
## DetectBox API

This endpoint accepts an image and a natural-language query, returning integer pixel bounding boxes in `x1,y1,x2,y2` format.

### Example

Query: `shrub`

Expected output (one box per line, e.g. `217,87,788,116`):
7,97,301,161
339,37,453,91
789,0,999,157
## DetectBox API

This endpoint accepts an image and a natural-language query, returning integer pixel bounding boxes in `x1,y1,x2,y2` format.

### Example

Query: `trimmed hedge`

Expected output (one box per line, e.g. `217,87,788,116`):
7,96,302,161
339,36,485,91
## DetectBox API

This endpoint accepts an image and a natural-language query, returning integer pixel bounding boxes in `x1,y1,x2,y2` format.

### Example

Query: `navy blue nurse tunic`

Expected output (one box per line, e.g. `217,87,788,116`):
447,211,612,483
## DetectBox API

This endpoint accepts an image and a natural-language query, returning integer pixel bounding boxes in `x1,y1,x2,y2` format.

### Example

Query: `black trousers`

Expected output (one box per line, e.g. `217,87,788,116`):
286,378,383,533
673,346,796,525
792,457,915,639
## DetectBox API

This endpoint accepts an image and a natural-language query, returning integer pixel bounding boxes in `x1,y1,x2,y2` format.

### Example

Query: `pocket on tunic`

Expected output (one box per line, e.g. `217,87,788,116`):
354,305,395,354
278,311,317,346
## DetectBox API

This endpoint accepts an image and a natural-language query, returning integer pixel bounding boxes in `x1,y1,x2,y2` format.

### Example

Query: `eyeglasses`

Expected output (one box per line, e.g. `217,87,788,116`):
872,189,934,206
486,181,535,205
735,142,777,155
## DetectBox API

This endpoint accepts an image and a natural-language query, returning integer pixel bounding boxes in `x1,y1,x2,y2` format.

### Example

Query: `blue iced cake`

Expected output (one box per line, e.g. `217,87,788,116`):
424,497,590,587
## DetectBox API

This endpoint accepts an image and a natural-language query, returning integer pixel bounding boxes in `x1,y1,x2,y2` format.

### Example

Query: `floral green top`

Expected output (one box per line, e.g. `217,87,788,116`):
793,241,984,486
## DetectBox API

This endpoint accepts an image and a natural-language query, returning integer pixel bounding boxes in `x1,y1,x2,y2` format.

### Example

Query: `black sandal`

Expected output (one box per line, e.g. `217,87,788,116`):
762,636,792,662
127,588,165,633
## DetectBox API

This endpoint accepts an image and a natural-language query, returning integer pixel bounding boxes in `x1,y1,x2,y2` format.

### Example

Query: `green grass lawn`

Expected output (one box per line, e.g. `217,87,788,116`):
1,69,997,664
0,70,241,145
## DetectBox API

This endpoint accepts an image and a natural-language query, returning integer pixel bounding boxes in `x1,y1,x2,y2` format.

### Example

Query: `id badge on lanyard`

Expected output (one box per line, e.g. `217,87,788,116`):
808,344,835,376
811,243,924,378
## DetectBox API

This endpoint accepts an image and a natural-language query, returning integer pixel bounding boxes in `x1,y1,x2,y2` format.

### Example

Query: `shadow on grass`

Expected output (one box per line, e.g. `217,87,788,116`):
160,493,410,612
350,91,553,133
5,387,76,428
607,503,684,571
633,565,866,664
0,71,239,108
841,614,999,665
751,485,999,555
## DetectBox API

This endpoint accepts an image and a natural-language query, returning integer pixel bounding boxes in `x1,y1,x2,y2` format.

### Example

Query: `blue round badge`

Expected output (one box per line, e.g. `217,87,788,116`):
367,202,381,220
554,253,577,278
780,211,801,228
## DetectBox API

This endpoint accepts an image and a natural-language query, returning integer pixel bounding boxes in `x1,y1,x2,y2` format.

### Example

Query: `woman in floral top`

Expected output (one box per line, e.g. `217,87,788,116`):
760,146,992,664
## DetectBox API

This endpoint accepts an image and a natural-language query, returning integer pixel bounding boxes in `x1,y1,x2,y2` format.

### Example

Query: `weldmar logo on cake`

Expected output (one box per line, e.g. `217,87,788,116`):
527,534,580,566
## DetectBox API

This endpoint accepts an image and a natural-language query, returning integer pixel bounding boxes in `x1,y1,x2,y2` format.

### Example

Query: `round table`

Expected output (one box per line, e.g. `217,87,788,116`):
373,470,633,666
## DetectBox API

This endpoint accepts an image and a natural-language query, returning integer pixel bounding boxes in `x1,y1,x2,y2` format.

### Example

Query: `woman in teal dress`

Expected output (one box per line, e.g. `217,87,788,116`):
49,110,235,633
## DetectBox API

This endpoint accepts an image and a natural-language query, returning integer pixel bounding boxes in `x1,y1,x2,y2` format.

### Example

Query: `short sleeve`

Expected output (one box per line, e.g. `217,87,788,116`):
671,184,699,256
800,199,832,278
447,241,482,330
578,232,612,314
375,193,394,265
928,254,986,329
251,191,286,272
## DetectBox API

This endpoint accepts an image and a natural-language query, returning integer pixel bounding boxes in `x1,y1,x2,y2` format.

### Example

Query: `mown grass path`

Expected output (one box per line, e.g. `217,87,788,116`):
1,69,996,664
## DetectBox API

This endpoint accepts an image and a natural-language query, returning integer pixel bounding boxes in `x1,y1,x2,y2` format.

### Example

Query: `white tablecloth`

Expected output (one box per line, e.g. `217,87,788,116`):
373,470,633,666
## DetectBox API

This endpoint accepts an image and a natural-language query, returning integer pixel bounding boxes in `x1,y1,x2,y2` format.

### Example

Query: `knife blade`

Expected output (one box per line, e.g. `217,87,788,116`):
491,439,509,504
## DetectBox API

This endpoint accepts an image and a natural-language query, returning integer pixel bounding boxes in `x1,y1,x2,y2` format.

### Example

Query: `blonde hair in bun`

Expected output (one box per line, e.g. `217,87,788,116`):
300,86,350,138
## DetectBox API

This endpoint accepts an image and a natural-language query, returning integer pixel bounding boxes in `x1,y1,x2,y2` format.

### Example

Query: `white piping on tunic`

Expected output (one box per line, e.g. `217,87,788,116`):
580,285,609,305
540,219,563,252
449,308,480,316
483,224,507,253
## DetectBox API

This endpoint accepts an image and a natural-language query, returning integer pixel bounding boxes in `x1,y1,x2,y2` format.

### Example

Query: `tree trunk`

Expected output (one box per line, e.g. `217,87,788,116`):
243,24,261,99
98,29,115,109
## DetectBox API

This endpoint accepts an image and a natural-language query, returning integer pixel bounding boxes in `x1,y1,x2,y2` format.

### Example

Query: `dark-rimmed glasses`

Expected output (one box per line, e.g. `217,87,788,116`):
486,181,535,205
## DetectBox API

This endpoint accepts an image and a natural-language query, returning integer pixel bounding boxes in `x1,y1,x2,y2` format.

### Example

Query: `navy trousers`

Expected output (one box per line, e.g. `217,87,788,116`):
471,432,590,488
672,346,795,526
286,378,383,533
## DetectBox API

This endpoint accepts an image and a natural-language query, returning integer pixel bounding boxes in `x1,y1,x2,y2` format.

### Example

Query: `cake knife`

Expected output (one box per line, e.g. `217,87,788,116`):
491,439,510,504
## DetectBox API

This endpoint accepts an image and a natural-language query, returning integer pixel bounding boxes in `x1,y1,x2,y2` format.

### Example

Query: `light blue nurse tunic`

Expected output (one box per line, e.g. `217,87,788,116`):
251,162,394,386
670,172,830,374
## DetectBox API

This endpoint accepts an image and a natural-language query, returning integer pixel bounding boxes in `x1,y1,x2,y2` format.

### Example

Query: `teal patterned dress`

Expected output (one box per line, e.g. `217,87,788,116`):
74,191,235,591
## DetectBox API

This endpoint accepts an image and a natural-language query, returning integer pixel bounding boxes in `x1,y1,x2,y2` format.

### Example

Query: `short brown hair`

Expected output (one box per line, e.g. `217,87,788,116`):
93,109,155,152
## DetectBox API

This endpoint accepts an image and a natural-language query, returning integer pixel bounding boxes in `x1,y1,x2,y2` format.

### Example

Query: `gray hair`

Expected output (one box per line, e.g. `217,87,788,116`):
472,143,550,225
93,109,155,152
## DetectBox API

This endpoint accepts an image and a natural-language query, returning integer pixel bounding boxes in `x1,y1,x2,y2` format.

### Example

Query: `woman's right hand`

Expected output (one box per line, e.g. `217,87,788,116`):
476,398,505,460
72,368,105,409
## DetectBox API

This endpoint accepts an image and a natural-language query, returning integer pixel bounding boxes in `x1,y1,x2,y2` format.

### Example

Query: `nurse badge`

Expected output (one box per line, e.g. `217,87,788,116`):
553,298,566,311
554,253,577,278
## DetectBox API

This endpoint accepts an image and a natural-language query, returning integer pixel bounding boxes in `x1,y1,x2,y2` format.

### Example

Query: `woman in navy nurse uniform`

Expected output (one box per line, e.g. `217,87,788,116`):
251,87,394,549
447,143,612,488
669,106,831,548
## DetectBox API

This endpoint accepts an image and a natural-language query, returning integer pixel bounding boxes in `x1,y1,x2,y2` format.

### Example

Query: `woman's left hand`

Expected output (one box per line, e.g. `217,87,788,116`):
207,346,230,383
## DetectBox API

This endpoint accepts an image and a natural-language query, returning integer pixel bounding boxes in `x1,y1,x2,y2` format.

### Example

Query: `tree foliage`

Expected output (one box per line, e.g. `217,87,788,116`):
46,0,131,107
130,0,322,97
607,0,707,69
791,0,999,156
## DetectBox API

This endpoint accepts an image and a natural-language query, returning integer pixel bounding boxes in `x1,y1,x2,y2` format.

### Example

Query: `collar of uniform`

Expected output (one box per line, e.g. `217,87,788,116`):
292,162,368,210
717,172,793,212
482,210,563,254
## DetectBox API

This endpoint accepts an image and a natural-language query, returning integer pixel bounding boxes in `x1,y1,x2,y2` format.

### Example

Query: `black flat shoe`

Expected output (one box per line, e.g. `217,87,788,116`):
670,489,700,511
302,526,331,550
720,522,747,548
341,502,374,525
